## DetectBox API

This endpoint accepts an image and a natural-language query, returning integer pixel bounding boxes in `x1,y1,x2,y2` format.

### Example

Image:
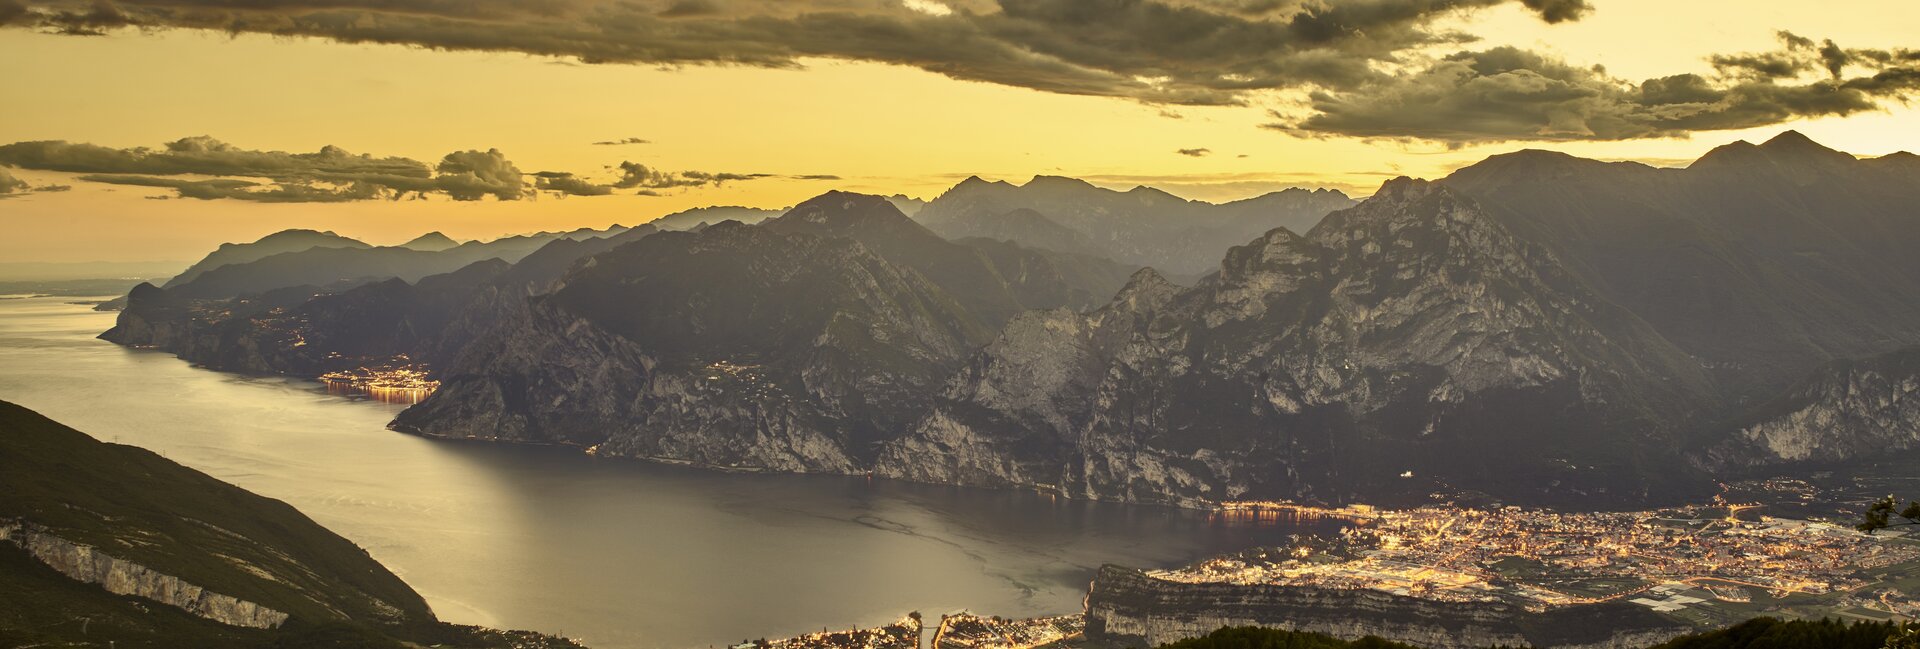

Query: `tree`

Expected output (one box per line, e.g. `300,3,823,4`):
1859,496,1920,534
1888,622,1920,649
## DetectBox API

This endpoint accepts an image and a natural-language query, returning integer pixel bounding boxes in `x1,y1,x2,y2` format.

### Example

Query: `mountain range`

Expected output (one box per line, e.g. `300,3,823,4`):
101,132,1920,506
915,177,1355,277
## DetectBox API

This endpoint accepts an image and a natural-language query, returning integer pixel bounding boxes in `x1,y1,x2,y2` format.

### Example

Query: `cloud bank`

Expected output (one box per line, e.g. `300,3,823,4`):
1270,34,1920,143
4,1,1915,143
0,136,839,201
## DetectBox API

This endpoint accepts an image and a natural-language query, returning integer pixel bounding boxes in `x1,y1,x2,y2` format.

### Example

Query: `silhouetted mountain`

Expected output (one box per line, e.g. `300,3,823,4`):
916,176,1354,275
1443,130,1920,402
877,179,1713,505
163,229,369,288
647,205,783,230
162,226,631,299
0,400,581,648
394,218,992,469
399,231,459,252
98,133,1920,506
885,194,927,217
764,191,1134,323
102,225,666,377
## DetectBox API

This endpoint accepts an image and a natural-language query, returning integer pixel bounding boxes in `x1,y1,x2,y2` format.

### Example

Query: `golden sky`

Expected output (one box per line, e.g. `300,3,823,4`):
1,0,1917,264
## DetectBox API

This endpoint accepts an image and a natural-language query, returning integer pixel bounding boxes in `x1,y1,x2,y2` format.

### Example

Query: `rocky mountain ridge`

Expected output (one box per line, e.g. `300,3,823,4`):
98,132,1920,506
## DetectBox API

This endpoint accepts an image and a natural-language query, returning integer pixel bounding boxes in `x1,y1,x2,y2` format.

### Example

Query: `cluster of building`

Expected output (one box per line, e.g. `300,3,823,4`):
319,357,440,404
703,359,791,403
733,614,922,649
932,613,1082,649
1154,502,1920,613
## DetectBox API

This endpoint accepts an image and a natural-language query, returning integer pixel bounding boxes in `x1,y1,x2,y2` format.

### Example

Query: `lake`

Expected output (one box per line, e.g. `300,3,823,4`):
0,297,1331,649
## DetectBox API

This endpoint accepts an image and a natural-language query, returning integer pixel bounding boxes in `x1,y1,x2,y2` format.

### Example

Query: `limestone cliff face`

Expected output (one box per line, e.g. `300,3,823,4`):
877,180,1714,506
1,520,289,629
107,185,1723,506
1083,565,1689,649
1704,345,1920,469
394,219,986,472
393,295,865,472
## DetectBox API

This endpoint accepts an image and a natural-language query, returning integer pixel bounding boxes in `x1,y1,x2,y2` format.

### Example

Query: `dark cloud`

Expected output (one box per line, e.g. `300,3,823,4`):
609,161,833,192
0,167,26,193
0,0,29,25
1517,0,1588,23
33,0,139,35
0,136,427,178
432,149,525,200
9,1,1910,143
592,137,651,145
0,165,74,197
3,0,1601,106
1176,147,1210,157
534,171,615,196
77,174,387,202
1268,37,1920,144
0,137,542,201
658,0,719,18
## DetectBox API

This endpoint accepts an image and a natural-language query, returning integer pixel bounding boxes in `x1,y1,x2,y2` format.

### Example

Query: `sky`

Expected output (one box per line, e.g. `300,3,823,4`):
1,0,1917,264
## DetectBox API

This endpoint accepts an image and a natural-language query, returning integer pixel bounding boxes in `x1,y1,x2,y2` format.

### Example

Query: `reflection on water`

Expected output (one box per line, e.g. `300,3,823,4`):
322,377,435,404
0,298,1333,649
320,361,439,404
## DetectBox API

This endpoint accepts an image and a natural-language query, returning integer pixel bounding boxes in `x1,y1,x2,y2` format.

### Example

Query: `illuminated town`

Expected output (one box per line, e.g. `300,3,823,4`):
1157,501,1920,623
734,614,922,649
319,358,440,405
932,613,1083,649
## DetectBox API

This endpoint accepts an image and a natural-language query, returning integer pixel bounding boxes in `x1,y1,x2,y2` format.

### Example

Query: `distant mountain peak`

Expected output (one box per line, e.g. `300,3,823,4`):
1110,266,1180,312
1371,176,1438,200
400,231,459,252
1693,131,1855,171
1761,129,1819,150
950,175,1010,191
769,191,927,238
1024,175,1097,190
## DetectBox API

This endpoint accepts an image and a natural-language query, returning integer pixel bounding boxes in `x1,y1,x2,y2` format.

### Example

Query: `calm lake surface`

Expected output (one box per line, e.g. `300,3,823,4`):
0,297,1329,649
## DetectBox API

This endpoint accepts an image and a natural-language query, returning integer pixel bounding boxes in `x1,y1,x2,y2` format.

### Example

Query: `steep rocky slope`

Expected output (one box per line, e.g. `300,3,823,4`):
393,193,1142,472
1443,131,1920,402
876,179,1714,505
1703,345,1920,469
392,217,986,470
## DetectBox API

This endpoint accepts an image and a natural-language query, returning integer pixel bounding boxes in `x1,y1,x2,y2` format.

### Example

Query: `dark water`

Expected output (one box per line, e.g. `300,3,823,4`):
0,298,1330,649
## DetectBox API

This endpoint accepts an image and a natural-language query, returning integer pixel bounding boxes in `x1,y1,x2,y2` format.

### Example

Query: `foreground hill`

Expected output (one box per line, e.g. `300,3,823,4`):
0,400,581,648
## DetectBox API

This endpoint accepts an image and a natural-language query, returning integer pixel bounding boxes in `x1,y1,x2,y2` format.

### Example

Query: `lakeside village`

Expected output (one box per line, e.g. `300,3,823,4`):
742,499,1920,649
1174,501,1920,615
318,356,440,405
734,612,1086,649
